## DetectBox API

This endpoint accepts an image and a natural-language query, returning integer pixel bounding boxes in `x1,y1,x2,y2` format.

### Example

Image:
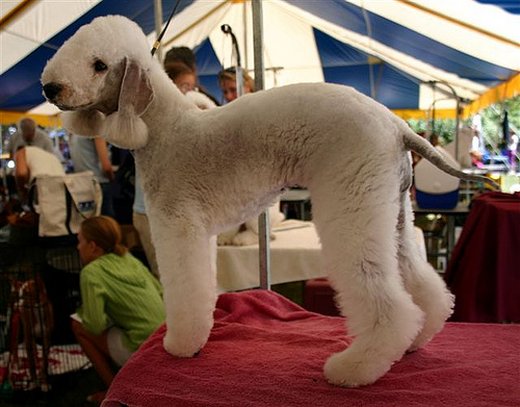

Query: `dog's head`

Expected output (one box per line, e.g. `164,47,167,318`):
41,15,154,149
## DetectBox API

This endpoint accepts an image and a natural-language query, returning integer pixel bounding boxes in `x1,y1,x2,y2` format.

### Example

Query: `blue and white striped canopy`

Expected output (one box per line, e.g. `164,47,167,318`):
1,0,519,124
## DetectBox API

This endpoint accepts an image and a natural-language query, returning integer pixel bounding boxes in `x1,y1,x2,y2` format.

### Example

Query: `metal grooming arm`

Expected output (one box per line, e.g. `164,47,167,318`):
252,0,271,290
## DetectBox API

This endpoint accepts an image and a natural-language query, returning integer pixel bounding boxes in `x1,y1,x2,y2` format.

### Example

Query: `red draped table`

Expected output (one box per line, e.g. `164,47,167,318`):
445,191,520,322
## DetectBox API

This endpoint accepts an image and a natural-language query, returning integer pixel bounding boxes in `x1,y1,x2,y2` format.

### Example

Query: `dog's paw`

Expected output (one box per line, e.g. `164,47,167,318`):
163,330,207,358
162,317,213,358
323,349,394,387
408,291,454,352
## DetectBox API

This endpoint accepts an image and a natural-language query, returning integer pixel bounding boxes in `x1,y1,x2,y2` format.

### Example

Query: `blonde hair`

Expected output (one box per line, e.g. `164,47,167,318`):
80,216,127,256
218,67,255,93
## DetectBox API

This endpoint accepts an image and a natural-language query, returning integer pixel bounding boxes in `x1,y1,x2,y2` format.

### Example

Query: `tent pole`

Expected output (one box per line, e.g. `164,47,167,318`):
252,0,271,291
243,0,249,72
252,0,265,91
154,0,164,61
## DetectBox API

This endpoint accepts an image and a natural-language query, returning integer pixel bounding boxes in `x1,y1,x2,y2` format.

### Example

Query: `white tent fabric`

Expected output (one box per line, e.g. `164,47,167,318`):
0,1,101,75
1,0,519,124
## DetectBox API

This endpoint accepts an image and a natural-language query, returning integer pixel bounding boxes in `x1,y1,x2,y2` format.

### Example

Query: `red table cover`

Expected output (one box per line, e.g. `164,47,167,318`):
103,290,520,407
445,191,520,322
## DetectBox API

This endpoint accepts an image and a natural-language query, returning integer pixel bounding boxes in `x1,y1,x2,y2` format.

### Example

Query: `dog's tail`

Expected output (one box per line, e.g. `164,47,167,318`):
403,128,500,190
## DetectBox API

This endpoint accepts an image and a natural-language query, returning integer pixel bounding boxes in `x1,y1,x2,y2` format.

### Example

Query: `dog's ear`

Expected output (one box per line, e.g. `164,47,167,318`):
62,110,106,136
119,57,154,116
104,58,154,150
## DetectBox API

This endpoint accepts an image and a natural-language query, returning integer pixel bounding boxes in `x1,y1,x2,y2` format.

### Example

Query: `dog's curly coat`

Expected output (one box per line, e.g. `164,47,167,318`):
41,16,493,387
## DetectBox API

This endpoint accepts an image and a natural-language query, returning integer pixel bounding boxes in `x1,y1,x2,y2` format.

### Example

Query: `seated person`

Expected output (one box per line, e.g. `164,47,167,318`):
72,215,165,403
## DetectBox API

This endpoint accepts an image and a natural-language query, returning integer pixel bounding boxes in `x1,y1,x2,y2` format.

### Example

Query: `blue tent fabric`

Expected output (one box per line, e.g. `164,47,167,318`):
287,0,514,86
315,28,420,109
476,0,520,14
194,39,226,104
0,0,518,115
0,0,195,111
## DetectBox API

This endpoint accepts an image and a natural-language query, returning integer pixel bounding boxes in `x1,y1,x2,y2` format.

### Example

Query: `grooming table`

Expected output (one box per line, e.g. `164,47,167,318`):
103,290,520,407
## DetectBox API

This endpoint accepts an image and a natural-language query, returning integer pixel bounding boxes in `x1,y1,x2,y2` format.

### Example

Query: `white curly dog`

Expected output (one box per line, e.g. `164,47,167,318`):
41,16,494,387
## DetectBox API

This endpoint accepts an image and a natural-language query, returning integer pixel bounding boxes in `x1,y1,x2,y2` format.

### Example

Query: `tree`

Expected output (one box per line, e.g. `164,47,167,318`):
480,96,520,152
407,95,520,152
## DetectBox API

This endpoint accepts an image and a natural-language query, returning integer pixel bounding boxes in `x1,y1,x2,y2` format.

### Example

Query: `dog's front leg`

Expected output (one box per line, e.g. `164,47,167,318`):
151,219,218,357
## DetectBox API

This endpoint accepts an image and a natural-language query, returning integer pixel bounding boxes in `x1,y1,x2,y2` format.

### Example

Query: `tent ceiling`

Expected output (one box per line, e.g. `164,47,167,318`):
0,0,519,125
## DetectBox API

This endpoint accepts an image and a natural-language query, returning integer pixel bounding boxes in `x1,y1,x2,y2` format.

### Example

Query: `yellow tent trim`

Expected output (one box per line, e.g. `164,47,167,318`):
0,0,37,29
3,75,518,127
0,111,61,127
463,73,520,118
1,108,457,127
392,109,457,120
395,73,520,120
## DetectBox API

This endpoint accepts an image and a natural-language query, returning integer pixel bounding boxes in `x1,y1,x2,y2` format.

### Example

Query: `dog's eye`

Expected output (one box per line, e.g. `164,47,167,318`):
93,59,108,72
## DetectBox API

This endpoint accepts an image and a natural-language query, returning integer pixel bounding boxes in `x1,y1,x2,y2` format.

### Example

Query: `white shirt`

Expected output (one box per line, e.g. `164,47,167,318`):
24,146,65,182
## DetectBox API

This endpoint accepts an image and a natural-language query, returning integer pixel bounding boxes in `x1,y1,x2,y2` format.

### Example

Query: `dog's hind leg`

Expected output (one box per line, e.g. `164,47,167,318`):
150,216,218,358
311,185,424,387
397,195,454,351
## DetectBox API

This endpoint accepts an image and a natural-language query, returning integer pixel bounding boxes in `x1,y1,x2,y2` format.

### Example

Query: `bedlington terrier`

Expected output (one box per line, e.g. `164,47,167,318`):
187,90,286,246
41,16,495,387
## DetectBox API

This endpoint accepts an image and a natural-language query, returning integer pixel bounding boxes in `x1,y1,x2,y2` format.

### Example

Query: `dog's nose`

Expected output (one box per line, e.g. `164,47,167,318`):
42,83,62,100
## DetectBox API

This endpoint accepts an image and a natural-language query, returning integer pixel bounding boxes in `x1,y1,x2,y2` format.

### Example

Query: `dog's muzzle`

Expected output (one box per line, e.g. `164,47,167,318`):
42,82,62,101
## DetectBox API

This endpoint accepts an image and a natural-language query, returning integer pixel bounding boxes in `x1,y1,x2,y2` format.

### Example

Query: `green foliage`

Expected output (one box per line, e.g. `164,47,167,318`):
480,96,520,150
407,96,520,151
407,119,466,145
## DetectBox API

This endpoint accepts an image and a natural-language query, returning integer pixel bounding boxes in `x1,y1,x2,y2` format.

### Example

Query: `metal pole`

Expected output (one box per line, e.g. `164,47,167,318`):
455,98,460,162
221,24,244,97
252,0,270,290
242,0,249,72
252,0,264,90
154,0,164,61
429,81,461,161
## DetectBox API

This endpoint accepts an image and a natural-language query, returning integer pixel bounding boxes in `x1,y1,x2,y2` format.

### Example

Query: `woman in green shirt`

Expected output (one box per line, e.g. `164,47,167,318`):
71,215,165,403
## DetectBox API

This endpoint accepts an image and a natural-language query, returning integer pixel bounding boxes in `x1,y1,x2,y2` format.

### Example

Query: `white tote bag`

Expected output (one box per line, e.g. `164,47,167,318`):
32,171,102,237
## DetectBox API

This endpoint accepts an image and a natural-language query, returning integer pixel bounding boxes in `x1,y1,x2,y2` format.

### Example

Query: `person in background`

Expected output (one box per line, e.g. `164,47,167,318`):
14,145,65,203
132,47,218,277
133,59,197,277
470,128,484,168
70,135,115,217
164,46,196,71
507,129,518,171
132,54,198,279
164,46,219,106
164,61,198,94
132,173,159,278
8,117,54,157
71,215,164,404
218,67,255,103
